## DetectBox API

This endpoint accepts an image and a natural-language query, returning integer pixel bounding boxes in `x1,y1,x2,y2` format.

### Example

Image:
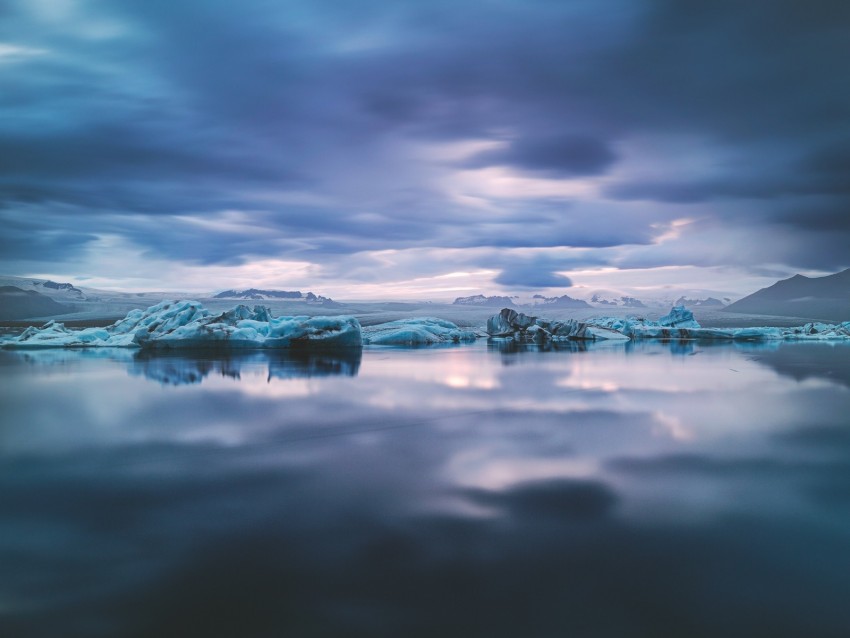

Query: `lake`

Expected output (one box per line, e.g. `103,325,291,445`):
2,341,850,637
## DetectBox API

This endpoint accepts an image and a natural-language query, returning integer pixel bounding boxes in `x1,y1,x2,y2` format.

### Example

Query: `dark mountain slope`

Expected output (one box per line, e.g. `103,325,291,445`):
723,269,850,321
0,286,70,320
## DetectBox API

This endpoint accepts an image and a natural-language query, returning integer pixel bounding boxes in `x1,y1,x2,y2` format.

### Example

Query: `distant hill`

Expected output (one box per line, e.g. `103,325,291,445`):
453,295,515,307
676,296,726,308
214,288,303,300
589,294,646,308
723,269,850,321
0,286,70,320
213,289,337,305
35,280,85,299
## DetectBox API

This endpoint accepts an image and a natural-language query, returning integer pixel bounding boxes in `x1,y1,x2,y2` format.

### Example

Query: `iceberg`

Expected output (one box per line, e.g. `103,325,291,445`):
775,321,850,341
1,300,362,350
486,306,850,343
362,317,478,345
658,305,700,329
486,308,629,342
486,308,537,337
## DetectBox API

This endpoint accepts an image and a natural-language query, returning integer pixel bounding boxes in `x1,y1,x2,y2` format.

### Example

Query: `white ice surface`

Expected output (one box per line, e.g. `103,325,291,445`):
488,305,850,342
4,300,849,349
362,317,478,345
1,300,362,349
590,312,850,341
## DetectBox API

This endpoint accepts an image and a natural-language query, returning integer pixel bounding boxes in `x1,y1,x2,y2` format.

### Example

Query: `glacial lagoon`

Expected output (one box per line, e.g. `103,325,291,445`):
2,340,850,637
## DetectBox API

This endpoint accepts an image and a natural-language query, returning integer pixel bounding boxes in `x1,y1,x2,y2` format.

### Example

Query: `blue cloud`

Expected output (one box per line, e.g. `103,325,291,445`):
1,0,849,279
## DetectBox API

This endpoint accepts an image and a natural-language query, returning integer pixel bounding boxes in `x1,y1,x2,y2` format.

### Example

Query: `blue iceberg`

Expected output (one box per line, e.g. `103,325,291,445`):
362,317,478,345
487,306,850,343
1,300,362,350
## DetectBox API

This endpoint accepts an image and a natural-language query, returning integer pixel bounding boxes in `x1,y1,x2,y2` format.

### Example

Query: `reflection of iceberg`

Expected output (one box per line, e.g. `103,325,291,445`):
487,306,850,343
130,349,362,386
362,317,478,345
266,349,361,380
0,347,137,367
488,339,590,355
1,300,362,350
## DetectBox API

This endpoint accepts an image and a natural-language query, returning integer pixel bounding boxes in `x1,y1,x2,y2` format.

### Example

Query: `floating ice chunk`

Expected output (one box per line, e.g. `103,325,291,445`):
537,318,630,341
486,309,629,341
583,325,631,341
4,319,136,348
486,308,537,336
1,300,362,349
134,305,362,349
363,317,478,345
739,322,850,341
658,305,701,329
728,327,784,341
591,306,701,336
484,306,850,343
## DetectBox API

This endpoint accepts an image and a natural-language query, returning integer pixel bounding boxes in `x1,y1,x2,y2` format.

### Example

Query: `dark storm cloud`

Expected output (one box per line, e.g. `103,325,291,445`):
439,198,666,251
0,209,97,262
463,134,618,177
1,0,849,276
487,254,579,288
495,268,573,289
462,478,618,520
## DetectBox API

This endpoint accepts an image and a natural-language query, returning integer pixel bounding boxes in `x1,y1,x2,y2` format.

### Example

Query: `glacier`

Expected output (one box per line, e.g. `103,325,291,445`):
362,317,478,345
1,300,362,350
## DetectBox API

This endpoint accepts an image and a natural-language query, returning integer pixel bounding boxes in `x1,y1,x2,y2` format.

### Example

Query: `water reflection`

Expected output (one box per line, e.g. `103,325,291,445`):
488,336,745,359
130,349,362,385
0,347,361,386
487,338,590,354
745,342,850,388
1,343,850,637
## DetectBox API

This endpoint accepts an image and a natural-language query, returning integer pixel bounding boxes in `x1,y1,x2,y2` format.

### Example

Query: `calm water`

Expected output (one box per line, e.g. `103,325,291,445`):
2,341,850,637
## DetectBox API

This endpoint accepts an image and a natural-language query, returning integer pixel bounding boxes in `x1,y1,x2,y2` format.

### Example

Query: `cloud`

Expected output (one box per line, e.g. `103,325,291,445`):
1,0,849,291
461,478,618,520
494,268,573,289
463,134,618,177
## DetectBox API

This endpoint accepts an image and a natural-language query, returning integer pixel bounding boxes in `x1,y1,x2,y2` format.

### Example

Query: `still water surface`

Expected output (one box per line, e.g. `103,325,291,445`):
2,341,850,637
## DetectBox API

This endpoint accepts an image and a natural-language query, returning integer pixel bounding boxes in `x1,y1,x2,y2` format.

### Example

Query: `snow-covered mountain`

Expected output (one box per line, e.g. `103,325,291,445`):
0,276,88,302
589,293,647,308
453,294,515,307
528,294,592,309
212,288,337,304
675,296,727,308
33,279,86,300
572,286,739,310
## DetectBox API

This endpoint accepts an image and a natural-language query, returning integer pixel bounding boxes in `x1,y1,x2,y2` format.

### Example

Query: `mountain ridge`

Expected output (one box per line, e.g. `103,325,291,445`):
723,269,850,321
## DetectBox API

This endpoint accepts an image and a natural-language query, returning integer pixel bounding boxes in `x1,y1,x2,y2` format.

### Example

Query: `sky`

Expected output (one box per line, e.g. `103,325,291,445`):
1,0,849,300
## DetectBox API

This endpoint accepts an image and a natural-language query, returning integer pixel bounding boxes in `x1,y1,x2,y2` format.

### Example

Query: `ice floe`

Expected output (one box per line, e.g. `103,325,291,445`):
1,300,362,349
485,306,850,342
3,301,849,350
362,317,478,345
486,308,628,342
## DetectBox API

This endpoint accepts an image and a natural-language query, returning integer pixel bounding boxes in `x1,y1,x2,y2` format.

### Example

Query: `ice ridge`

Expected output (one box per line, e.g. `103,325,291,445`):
2,300,362,349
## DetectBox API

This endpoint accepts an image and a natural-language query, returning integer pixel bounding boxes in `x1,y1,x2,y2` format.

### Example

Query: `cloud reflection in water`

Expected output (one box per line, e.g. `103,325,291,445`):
1,342,849,637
